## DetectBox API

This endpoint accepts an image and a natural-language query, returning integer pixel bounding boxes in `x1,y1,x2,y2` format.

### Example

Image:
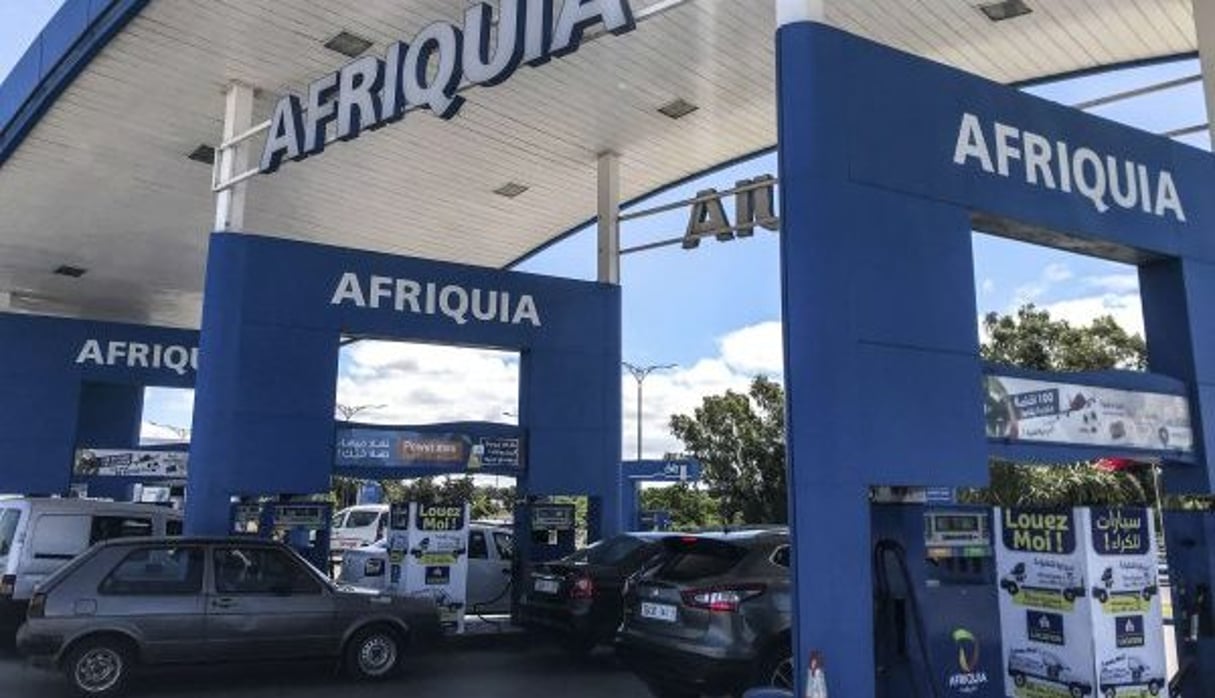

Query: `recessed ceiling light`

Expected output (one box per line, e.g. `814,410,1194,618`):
979,0,1032,22
53,265,87,278
494,182,530,198
324,31,374,58
187,144,215,165
658,98,699,120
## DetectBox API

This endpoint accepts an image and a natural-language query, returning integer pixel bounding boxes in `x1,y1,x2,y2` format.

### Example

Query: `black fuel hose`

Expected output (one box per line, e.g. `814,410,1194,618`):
874,539,942,698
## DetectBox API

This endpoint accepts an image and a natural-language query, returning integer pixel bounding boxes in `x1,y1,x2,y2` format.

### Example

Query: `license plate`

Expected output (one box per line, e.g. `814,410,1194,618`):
640,602,677,622
534,579,560,594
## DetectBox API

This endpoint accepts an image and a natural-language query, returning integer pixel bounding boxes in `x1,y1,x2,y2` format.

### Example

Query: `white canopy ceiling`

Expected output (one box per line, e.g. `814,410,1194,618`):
0,0,1200,327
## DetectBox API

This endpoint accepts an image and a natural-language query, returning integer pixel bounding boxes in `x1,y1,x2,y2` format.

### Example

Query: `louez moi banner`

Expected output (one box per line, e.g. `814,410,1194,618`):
335,425,522,471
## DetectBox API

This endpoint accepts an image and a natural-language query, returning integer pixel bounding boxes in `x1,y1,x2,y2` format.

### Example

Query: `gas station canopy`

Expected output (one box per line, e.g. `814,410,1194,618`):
0,0,1200,328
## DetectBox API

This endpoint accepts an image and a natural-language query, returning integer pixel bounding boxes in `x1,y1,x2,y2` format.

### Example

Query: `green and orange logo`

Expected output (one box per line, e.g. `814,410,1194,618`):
948,628,989,694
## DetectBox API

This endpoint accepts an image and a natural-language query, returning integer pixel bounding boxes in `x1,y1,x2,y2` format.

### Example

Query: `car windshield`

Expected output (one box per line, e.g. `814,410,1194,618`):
0,508,20,558
341,511,380,528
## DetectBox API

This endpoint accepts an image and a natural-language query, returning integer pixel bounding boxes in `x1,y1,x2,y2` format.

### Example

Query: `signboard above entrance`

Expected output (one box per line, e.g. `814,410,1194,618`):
260,0,637,174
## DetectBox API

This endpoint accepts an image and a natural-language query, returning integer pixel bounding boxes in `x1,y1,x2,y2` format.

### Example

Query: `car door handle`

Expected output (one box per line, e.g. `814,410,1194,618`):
211,598,237,609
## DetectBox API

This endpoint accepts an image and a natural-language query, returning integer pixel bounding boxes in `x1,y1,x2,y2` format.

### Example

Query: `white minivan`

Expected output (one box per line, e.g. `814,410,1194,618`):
0,498,182,636
330,504,390,559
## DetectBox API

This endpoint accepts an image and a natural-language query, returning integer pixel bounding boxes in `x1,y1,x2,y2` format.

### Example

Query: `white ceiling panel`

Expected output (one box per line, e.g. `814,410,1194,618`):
0,0,1200,327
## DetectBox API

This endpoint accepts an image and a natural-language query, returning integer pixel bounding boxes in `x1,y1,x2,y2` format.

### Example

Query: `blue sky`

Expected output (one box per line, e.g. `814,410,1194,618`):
1,4,1210,455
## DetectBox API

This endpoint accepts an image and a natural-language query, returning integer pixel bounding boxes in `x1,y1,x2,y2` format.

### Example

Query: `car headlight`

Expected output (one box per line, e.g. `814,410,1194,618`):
365,558,385,577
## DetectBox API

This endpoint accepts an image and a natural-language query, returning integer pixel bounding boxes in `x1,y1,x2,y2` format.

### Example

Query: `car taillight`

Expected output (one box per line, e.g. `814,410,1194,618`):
571,576,595,600
27,593,45,619
681,584,766,612
0,575,13,598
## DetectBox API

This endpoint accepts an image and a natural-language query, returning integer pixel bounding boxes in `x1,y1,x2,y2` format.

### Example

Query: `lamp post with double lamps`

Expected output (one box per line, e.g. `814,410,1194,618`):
622,361,676,461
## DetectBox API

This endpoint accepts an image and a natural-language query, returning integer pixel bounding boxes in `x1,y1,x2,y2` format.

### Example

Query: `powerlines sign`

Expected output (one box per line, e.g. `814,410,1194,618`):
260,0,636,173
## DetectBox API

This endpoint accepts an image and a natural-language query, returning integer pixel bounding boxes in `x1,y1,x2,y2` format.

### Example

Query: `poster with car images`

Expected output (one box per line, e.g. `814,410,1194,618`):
1082,507,1167,698
73,449,189,477
983,375,1193,454
995,508,1097,698
400,501,470,633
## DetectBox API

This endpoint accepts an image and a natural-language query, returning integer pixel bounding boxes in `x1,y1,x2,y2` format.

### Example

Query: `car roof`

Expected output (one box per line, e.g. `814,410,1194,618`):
95,536,289,548
672,528,789,542
0,497,180,516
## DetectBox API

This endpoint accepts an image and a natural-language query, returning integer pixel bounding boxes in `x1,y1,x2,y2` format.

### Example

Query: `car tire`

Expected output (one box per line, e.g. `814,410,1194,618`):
1097,590,1108,604
1104,688,1116,698
1148,680,1162,695
754,639,795,693
63,636,134,698
643,679,699,698
1069,684,1084,698
1012,673,1026,687
1063,589,1076,602
1004,582,1020,596
344,625,404,681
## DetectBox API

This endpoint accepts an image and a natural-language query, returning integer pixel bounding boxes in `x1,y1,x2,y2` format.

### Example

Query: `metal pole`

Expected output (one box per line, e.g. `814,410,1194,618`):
214,82,256,231
622,362,676,461
597,152,621,284
1194,0,1215,148
637,376,643,461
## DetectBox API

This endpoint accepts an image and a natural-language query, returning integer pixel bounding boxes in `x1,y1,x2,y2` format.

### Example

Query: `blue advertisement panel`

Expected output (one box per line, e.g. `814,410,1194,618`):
335,424,523,472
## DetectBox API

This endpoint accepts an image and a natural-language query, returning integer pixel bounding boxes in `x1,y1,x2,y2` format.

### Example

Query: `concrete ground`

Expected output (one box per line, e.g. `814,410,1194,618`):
0,640,650,698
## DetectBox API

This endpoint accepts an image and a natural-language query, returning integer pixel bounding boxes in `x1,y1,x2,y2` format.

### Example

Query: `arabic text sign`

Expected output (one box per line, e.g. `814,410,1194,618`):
335,428,521,470
984,376,1193,453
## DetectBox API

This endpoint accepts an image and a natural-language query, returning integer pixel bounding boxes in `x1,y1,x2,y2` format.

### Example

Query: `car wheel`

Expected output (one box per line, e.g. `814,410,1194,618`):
1143,588,1154,601
1097,590,1108,604
1069,684,1084,698
1012,673,1026,687
1148,680,1162,695
344,625,404,681
1005,582,1020,596
1104,688,1116,698
643,679,698,698
63,636,133,697
1063,589,1076,602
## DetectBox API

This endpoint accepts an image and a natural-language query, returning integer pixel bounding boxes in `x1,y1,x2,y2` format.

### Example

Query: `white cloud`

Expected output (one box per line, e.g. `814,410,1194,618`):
1081,273,1139,295
1043,294,1145,337
981,279,995,295
1012,262,1074,306
332,323,785,460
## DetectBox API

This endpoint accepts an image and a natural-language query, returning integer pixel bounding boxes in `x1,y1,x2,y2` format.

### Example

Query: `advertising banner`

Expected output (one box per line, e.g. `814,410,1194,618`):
73,449,188,477
335,428,521,471
393,502,470,633
995,508,1096,698
1082,508,1167,698
984,376,1192,454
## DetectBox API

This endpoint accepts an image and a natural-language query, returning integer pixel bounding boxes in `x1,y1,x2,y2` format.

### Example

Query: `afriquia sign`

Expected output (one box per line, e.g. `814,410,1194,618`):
261,0,636,173
953,113,1186,222
331,272,542,327
75,339,199,376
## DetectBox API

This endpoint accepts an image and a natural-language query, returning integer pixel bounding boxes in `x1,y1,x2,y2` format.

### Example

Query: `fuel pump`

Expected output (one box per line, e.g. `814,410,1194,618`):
529,502,577,562
227,498,331,570
871,492,1003,698
1162,508,1215,696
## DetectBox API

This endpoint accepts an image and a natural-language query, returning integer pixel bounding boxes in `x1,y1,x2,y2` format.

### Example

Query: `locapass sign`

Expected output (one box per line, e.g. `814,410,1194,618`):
261,0,636,173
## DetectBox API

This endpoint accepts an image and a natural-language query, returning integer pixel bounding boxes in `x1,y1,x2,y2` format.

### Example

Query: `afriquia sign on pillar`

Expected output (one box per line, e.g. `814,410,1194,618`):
259,0,637,173
995,508,1166,698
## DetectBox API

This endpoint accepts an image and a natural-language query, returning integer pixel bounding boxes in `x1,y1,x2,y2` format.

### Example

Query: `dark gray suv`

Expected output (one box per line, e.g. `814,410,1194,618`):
16,537,441,696
616,529,793,698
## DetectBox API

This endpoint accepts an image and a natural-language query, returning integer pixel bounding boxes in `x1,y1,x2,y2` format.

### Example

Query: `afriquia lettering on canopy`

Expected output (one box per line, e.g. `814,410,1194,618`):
953,113,1186,222
261,0,636,173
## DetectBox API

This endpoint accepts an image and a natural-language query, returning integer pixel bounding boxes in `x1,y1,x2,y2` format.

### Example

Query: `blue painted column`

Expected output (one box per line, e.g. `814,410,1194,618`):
1140,258,1215,694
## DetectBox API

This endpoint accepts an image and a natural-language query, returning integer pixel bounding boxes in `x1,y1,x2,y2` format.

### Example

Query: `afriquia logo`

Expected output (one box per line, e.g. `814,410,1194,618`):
948,629,990,694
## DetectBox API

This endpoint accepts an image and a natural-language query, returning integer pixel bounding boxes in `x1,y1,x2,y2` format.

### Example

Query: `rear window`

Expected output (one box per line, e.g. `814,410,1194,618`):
567,535,647,566
655,539,747,582
342,511,380,528
0,509,20,557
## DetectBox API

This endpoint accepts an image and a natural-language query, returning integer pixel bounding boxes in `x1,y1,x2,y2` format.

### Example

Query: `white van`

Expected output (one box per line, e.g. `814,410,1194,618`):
330,504,390,559
0,498,182,634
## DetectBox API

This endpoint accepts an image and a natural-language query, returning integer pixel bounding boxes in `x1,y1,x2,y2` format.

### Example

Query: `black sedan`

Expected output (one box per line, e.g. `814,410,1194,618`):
516,532,672,653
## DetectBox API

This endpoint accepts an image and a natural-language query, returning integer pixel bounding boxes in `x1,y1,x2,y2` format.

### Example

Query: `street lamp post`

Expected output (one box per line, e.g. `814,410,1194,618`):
622,361,676,461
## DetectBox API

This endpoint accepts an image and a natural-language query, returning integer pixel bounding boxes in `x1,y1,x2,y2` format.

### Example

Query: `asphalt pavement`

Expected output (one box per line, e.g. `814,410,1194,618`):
0,639,650,698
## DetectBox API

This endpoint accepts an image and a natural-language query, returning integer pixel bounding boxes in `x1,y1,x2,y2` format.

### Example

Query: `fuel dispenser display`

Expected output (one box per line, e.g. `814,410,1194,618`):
228,499,332,571
872,496,1004,698
529,502,577,562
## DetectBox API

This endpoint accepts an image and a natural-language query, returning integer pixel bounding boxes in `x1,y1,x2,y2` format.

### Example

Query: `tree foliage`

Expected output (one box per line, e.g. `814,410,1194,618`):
639,483,724,530
971,304,1153,506
980,304,1147,372
669,376,787,524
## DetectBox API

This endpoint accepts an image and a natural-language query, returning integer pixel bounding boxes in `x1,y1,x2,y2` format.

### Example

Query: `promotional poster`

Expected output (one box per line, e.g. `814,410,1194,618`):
984,376,1192,454
335,428,521,471
1083,508,1167,698
995,508,1096,698
399,501,471,632
73,449,189,477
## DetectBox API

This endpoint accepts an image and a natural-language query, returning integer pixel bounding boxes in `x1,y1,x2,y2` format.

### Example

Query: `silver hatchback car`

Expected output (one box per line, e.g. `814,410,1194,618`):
16,537,442,697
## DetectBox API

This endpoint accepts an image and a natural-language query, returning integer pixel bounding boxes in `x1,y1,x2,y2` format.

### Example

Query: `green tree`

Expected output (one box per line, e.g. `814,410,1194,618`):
639,483,723,530
980,304,1146,371
970,304,1152,506
669,376,787,524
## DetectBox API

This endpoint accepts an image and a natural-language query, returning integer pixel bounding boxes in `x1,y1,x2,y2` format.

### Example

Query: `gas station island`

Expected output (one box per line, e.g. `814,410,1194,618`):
2,0,1215,696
